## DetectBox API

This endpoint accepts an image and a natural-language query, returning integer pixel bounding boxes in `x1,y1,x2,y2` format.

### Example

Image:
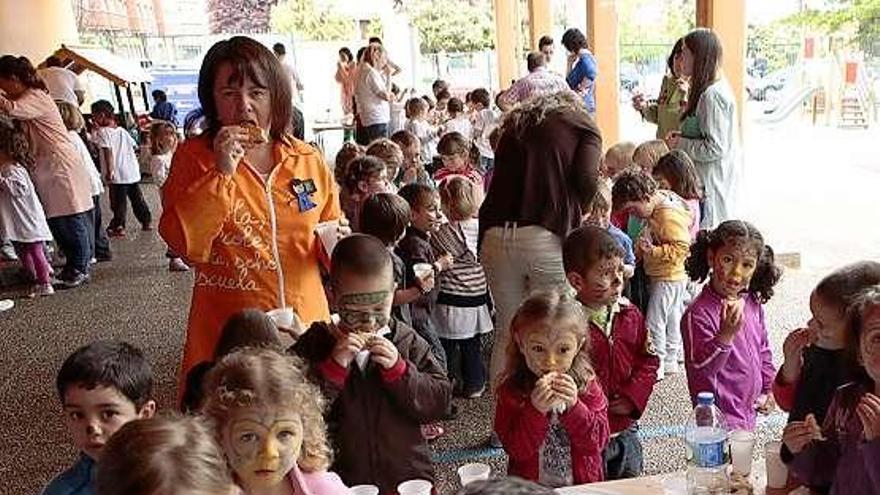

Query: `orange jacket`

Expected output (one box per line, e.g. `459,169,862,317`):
159,135,342,386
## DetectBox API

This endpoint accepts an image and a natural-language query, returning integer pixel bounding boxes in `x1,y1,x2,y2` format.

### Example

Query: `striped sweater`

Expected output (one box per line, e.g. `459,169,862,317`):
430,218,489,306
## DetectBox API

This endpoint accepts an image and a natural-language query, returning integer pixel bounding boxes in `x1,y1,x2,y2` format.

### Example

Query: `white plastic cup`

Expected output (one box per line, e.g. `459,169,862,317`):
457,462,491,486
315,220,341,256
729,430,755,475
413,263,434,281
765,440,788,489
397,479,433,495
266,307,294,329
349,485,379,495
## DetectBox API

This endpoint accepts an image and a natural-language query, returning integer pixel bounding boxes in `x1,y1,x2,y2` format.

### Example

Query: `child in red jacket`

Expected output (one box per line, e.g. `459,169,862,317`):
495,290,610,487
563,225,660,479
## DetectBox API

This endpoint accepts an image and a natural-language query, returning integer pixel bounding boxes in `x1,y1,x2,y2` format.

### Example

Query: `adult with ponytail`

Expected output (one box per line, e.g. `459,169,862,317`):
681,220,782,430
0,55,94,288
665,29,740,229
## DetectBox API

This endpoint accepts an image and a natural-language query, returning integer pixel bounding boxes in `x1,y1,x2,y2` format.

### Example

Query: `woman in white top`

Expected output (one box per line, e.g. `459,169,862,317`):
354,44,393,146
666,29,740,229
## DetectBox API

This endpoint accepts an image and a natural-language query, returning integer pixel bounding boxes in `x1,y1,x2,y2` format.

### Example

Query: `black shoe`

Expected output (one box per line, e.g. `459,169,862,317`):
96,252,113,262
57,270,89,289
487,432,503,449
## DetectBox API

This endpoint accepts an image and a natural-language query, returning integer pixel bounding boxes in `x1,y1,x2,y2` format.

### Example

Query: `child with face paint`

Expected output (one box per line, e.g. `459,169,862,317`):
495,291,610,486
563,226,659,480
773,261,880,489
291,234,452,492
95,415,237,495
681,220,782,431
786,285,880,494
203,348,351,495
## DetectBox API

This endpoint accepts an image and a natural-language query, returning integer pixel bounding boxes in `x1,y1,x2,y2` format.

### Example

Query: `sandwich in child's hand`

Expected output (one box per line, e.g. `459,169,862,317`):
240,121,268,145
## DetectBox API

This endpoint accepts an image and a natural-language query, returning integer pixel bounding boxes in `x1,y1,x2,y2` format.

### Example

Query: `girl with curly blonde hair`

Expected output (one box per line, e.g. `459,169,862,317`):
495,290,610,487
203,347,351,494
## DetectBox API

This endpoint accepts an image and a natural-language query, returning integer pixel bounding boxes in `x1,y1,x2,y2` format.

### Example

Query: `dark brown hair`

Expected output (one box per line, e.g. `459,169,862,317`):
468,88,490,108
815,262,880,314
329,234,393,287
447,97,464,116
334,142,364,186
0,119,34,166
398,182,436,211
197,36,292,140
391,129,419,152
561,28,589,52
845,285,880,386
526,52,546,72
343,155,386,192
538,36,554,50
366,138,404,172
0,55,47,91
667,38,684,76
653,149,703,201
681,29,722,119
611,169,657,211
563,225,625,276
95,415,233,495
360,192,411,245
686,220,782,303
437,131,479,166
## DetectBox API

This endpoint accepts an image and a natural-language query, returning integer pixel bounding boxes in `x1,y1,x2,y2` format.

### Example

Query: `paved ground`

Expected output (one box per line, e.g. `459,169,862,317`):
2,115,878,494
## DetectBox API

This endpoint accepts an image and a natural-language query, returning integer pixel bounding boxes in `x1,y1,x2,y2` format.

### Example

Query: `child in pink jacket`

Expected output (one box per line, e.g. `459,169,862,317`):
681,220,782,430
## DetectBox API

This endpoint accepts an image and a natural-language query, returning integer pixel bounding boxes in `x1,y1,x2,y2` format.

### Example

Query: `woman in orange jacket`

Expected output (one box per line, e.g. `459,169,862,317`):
159,37,344,391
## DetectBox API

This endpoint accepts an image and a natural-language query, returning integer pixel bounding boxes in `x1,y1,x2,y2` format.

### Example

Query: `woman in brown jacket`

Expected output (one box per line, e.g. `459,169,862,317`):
479,91,602,388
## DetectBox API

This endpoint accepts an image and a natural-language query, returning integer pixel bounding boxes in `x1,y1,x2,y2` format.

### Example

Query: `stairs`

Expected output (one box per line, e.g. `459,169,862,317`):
839,89,869,129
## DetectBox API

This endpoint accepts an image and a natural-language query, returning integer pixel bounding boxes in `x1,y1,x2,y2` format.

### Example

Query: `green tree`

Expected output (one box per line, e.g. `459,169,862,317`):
618,0,694,65
270,0,357,41
784,0,880,54
408,0,495,53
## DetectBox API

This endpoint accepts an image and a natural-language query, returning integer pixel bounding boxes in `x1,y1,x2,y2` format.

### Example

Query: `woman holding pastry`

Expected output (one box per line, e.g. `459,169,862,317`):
159,36,345,396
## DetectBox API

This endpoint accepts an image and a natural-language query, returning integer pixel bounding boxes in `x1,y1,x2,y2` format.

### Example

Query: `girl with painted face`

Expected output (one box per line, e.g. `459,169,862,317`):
786,285,880,494
203,348,352,495
681,220,782,431
494,291,610,487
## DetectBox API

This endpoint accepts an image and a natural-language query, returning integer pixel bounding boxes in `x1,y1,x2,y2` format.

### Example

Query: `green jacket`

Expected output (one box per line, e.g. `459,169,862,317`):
642,75,686,139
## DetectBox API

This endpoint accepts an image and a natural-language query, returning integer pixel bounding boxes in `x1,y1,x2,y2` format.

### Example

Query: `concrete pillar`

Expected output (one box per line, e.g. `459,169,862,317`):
696,0,746,129
494,0,519,89
587,0,619,148
0,0,78,62
528,0,553,50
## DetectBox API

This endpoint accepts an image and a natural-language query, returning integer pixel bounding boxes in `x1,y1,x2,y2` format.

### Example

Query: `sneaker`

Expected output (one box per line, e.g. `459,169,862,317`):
420,423,445,441
29,283,55,298
106,227,126,238
96,252,113,262
466,385,486,399
0,299,13,312
0,243,17,261
656,366,666,382
168,257,190,272
57,270,89,289
487,432,503,449
664,362,681,376
89,257,97,265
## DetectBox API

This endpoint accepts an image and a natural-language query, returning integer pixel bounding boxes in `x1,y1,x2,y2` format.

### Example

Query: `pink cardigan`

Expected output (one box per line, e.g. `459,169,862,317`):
236,465,352,495
0,89,92,218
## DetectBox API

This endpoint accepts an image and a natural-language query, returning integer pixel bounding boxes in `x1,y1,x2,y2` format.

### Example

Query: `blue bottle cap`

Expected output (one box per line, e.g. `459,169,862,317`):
697,392,715,405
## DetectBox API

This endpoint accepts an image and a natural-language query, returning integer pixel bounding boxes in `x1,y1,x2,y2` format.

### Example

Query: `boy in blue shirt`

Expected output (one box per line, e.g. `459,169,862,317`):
42,341,156,495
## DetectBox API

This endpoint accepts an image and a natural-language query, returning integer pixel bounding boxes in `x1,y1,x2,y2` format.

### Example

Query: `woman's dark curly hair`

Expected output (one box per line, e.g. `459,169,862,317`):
0,120,34,166
685,220,782,303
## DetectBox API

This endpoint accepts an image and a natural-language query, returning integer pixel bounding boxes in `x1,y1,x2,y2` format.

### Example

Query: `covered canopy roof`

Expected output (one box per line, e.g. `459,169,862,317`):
42,45,152,85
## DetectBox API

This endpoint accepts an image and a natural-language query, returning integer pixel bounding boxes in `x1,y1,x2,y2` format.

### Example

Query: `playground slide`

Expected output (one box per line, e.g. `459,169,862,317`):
756,85,820,124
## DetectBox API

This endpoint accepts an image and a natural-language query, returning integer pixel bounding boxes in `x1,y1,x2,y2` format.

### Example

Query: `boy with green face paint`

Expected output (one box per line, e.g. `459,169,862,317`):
291,234,452,492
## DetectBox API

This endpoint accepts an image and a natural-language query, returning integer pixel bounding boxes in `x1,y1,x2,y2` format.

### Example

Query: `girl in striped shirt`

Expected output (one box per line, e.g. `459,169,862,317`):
431,176,493,397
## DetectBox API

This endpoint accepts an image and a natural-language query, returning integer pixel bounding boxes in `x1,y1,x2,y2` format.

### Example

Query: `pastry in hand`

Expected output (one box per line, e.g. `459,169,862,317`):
240,121,268,145
805,413,827,441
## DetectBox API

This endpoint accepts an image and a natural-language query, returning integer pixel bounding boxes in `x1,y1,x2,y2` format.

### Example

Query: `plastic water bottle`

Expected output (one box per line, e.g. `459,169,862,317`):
685,392,730,494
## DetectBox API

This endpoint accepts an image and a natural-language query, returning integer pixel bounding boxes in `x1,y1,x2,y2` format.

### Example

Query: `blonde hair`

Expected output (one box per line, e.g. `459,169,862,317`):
203,348,332,473
95,415,233,495
603,141,636,177
56,101,85,131
439,175,481,221
588,181,611,216
500,290,593,393
633,139,669,173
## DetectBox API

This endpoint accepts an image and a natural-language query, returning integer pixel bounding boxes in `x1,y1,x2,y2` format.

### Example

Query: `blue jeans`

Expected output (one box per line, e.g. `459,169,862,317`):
47,210,93,276
356,123,388,145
